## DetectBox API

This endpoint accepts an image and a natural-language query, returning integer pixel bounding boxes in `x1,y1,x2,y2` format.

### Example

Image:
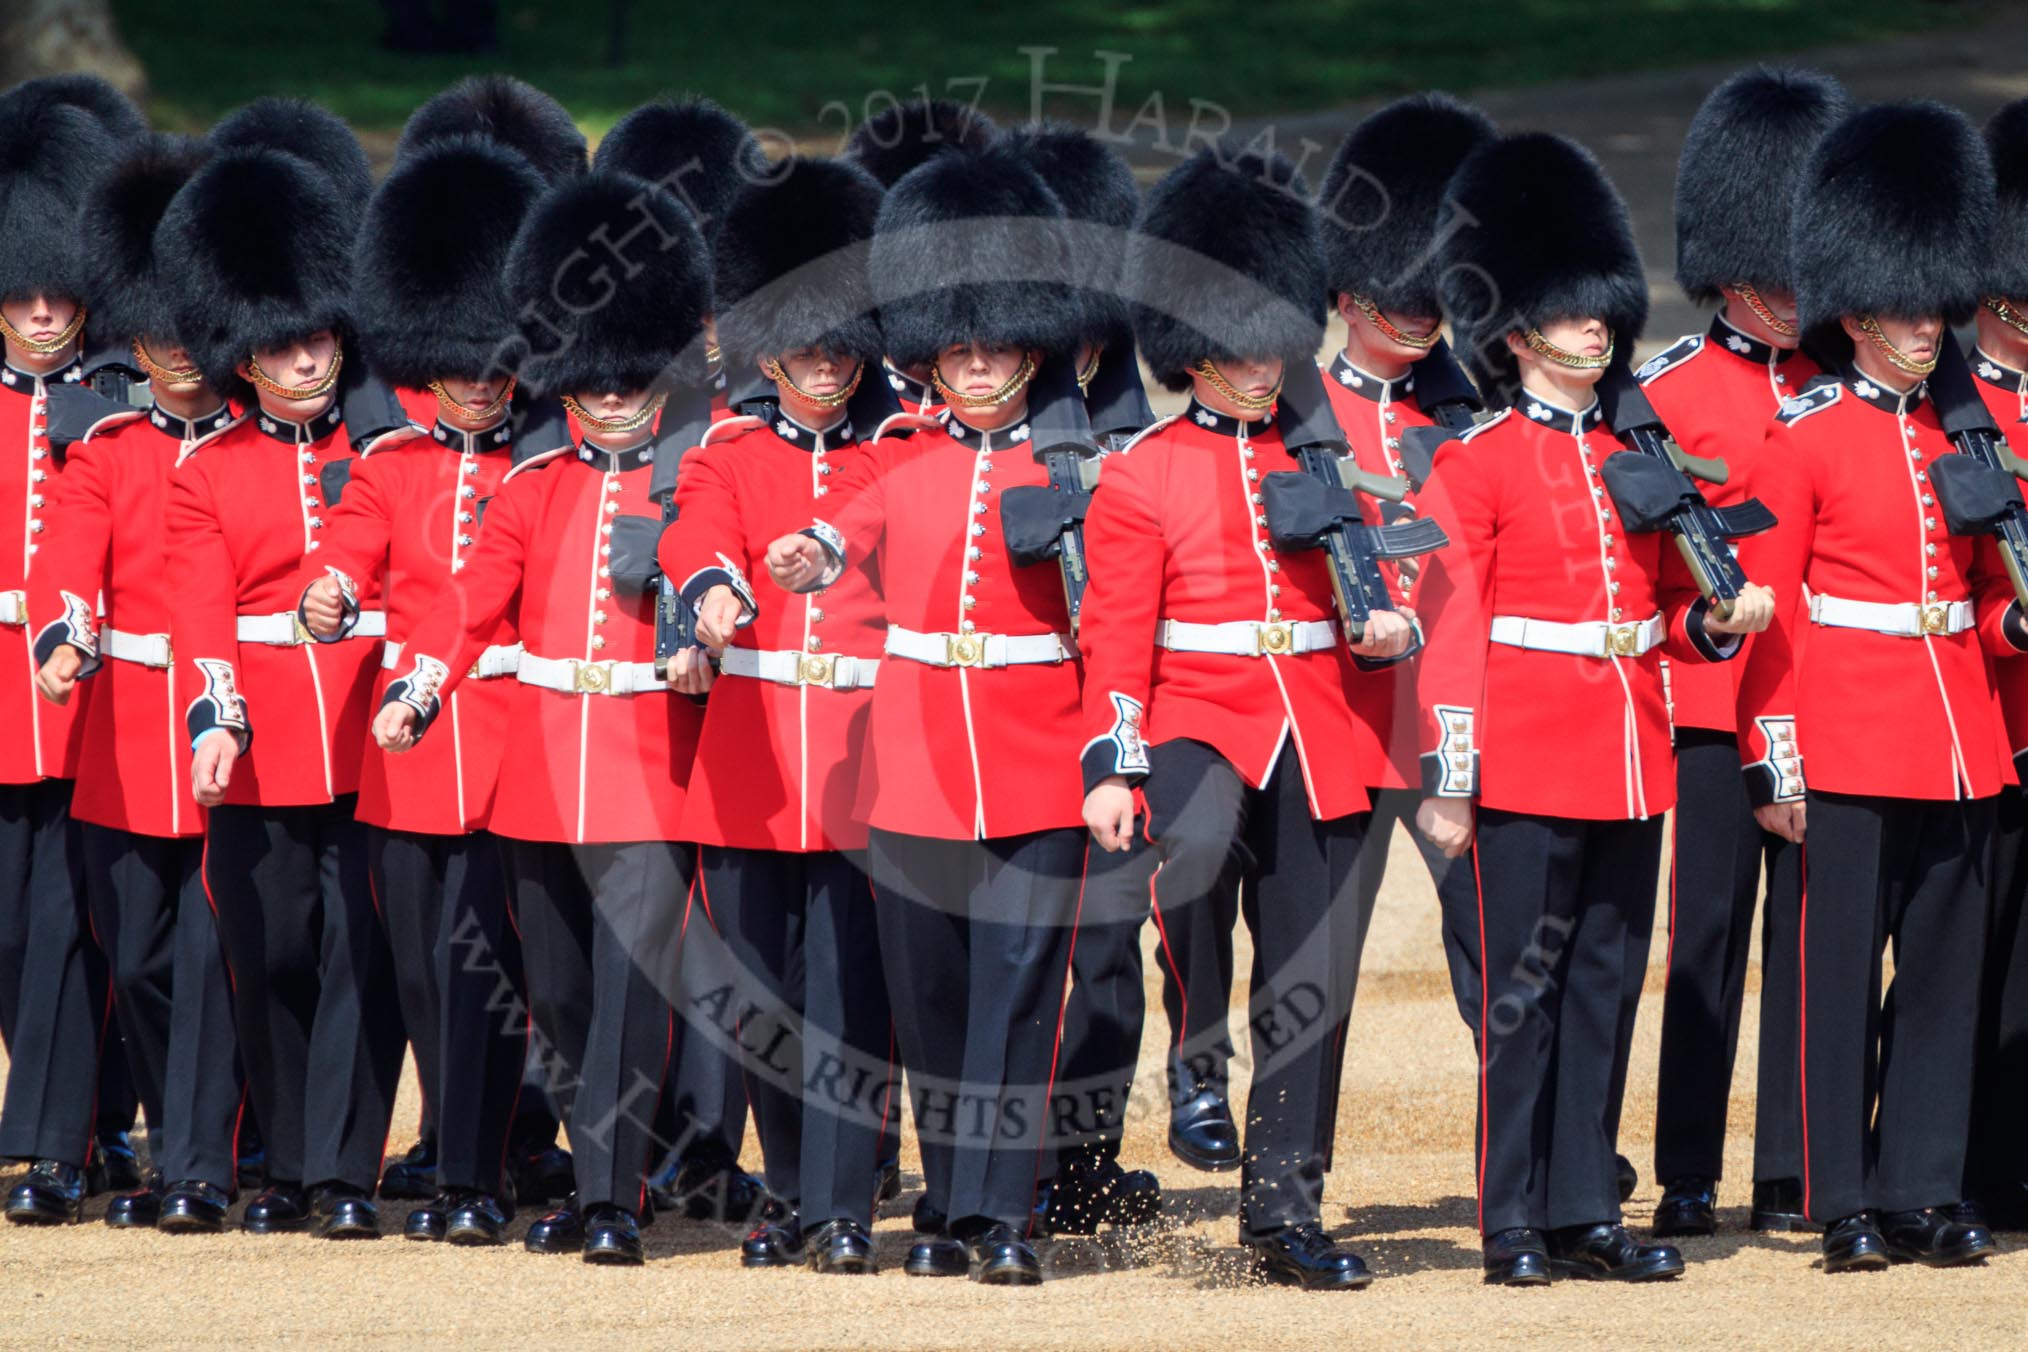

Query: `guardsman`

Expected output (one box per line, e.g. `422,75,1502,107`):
156,98,409,1239
1638,67,1847,1240
1082,142,1412,1289
29,130,249,1234
371,168,716,1266
1419,132,1770,1284
0,74,139,1225
1969,96,2028,1233
295,81,586,1247
763,143,1088,1286
1739,102,2008,1272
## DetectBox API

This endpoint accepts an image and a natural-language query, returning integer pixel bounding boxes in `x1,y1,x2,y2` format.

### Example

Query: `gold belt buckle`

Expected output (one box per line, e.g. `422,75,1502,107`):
945,633,985,667
572,660,611,694
799,653,836,687
290,614,316,646
1607,623,1641,658
1255,621,1295,655
1919,603,1949,636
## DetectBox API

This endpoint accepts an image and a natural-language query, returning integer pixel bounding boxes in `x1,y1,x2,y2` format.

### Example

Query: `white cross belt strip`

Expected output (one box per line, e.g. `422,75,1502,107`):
102,628,172,668
1156,618,1338,657
236,610,388,645
1489,613,1665,658
717,646,878,690
381,641,523,679
1807,594,1974,637
883,625,1078,668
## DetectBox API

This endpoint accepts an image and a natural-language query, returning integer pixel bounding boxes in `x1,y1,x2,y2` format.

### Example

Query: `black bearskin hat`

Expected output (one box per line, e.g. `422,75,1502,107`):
1128,144,1327,393
395,74,586,184
0,81,129,302
1793,101,1994,358
1438,132,1648,406
79,132,210,350
30,73,146,142
1318,92,1497,317
353,136,549,389
845,96,999,190
157,147,358,393
868,143,1074,371
1675,67,1848,304
714,156,885,370
207,97,372,209
1005,122,1140,349
1986,99,2028,302
505,171,712,396
592,97,763,236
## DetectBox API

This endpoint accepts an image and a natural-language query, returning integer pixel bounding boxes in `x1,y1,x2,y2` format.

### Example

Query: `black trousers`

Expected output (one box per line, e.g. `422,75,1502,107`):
1798,791,1991,1221
368,826,527,1196
1143,739,1366,1235
1469,809,1662,1236
651,876,751,1182
1049,833,1155,1175
1971,783,2028,1194
868,825,1084,1236
694,846,893,1226
1357,785,1484,1034
204,797,404,1192
78,824,242,1189
1652,730,1803,1186
0,778,108,1165
506,838,683,1212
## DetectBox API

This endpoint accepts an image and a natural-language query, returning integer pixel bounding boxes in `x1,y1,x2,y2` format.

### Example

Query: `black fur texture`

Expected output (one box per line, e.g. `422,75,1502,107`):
28,73,146,141
0,83,124,302
1318,92,1496,316
868,143,1074,371
1793,101,1994,360
505,171,712,396
1986,99,2028,301
591,97,763,235
1006,122,1140,348
714,156,885,369
352,136,549,389
1128,144,1327,392
1675,66,1848,304
845,97,999,189
1438,132,1648,406
79,133,209,349
394,75,587,184
157,148,358,393
207,97,372,209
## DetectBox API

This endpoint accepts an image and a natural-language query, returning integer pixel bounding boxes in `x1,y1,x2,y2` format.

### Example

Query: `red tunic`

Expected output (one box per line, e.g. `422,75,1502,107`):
294,414,517,835
1973,347,2028,765
0,359,88,782
1735,373,2017,803
808,413,1084,840
1079,401,1375,820
662,412,884,853
389,432,699,845
1414,394,1732,821
31,403,239,835
1635,316,1822,735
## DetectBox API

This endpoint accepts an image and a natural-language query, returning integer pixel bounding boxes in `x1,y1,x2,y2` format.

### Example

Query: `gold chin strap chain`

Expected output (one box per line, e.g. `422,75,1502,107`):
429,375,517,423
1734,283,1799,338
248,341,345,400
1076,346,1104,393
1350,294,1439,350
132,338,203,387
1985,296,2028,340
1857,314,1938,377
759,356,865,409
930,351,1038,409
1523,327,1614,370
0,304,87,357
559,389,667,435
1192,358,1283,411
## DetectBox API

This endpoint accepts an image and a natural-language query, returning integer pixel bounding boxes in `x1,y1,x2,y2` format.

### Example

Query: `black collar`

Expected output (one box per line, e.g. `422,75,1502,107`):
1327,351,1415,404
1516,392,1605,433
1707,313,1802,367
0,356,83,390
1187,399,1272,439
943,413,1031,448
148,403,235,442
884,362,937,409
252,401,343,444
771,406,853,449
431,417,515,454
1840,365,1926,415
1974,347,2028,397
575,435,656,474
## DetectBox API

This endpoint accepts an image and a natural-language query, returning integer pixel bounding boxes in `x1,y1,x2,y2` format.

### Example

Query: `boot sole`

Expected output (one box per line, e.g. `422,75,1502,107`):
1252,1258,1376,1291
1750,1211,1823,1234
4,1204,79,1225
582,1244,644,1266
974,1262,1044,1286
1549,1258,1683,1282
444,1225,505,1247
156,1213,226,1235
1166,1132,1241,1174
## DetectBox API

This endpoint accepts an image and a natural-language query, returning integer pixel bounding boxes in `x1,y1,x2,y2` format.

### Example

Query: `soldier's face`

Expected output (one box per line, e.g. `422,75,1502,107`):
246,330,338,391
571,386,657,446
1193,355,1286,420
1336,293,1438,369
937,341,1027,397
139,335,204,391
1870,312,1942,363
438,374,514,424
773,345,854,400
1,294,77,348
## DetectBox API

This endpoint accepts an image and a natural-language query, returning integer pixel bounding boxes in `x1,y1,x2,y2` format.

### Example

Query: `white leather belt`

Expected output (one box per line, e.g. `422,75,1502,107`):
517,652,665,696
103,628,172,668
884,625,1077,669
382,640,523,679
718,646,878,690
1490,613,1665,659
237,610,387,646
1808,594,1974,638
1156,618,1337,657
0,589,23,626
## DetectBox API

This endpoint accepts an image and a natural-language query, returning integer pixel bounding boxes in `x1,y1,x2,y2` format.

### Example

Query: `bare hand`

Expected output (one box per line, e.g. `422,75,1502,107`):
1083,777,1137,852
35,646,82,705
374,702,419,754
1706,584,1776,636
191,731,239,807
1754,800,1805,843
1416,795,1474,858
693,584,745,652
765,534,825,592
300,574,347,639
1351,607,1415,660
670,644,716,696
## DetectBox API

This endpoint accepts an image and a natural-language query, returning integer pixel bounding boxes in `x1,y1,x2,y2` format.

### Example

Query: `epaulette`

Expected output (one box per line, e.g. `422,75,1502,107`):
1776,383,1841,425
1635,335,1703,387
1116,413,1183,455
1457,407,1512,442
702,413,766,447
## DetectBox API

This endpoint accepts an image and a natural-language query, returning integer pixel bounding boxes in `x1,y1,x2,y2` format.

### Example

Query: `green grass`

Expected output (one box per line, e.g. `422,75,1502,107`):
115,0,2002,139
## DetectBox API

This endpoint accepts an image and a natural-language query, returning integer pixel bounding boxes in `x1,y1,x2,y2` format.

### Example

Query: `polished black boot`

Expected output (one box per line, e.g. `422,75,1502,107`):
968,1222,1044,1286
510,1143,574,1207
582,1205,644,1266
105,1174,165,1229
242,1182,312,1234
5,1162,86,1224
875,1157,902,1205
525,1194,587,1254
806,1218,877,1274
377,1137,438,1201
650,1155,766,1223
1749,1177,1819,1232
158,1180,232,1234
1615,1155,1638,1204
1879,1207,1997,1268
904,1231,969,1277
1547,1223,1684,1281
404,1194,449,1241
1043,1157,1162,1235
1168,1088,1241,1172
911,1193,947,1235
313,1184,380,1239
1482,1227,1551,1286
445,1193,512,1246
90,1132,143,1195
1821,1212,1889,1273
1652,1176,1718,1238
1243,1221,1374,1291
740,1210,805,1269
